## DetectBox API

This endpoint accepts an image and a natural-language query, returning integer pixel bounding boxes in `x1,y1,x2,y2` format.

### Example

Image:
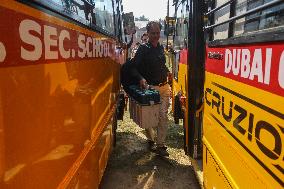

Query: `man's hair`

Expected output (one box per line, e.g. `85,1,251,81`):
146,21,162,32
141,32,148,40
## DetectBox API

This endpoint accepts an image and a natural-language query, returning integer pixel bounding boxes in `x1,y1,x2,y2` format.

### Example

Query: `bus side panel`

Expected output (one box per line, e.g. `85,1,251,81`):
0,1,122,188
203,142,231,189
172,63,187,102
66,122,114,189
203,44,284,189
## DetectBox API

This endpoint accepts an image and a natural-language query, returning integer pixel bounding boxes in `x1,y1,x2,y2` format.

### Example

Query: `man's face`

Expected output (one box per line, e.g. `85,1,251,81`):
148,24,160,44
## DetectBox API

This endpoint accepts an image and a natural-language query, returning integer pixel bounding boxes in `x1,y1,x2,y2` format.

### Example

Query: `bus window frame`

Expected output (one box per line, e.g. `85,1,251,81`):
19,0,118,39
208,26,284,46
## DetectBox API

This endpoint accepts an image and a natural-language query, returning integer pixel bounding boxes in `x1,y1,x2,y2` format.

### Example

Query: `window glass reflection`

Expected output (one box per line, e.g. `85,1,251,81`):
234,0,284,36
41,0,115,34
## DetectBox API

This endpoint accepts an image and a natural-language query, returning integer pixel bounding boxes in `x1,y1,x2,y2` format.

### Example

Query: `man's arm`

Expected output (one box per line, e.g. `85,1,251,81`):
130,45,147,88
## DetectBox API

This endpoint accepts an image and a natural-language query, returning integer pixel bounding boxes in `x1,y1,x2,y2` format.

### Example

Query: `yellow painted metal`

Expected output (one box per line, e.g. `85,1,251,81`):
203,72,284,189
0,1,123,188
172,63,188,145
172,63,187,97
172,63,187,112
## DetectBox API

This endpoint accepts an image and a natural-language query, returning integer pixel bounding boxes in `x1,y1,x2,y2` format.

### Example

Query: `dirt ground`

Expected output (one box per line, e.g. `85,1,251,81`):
100,105,201,189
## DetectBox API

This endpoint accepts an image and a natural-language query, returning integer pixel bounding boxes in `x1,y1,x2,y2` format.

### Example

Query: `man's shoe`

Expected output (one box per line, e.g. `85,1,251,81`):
156,146,169,157
147,140,155,151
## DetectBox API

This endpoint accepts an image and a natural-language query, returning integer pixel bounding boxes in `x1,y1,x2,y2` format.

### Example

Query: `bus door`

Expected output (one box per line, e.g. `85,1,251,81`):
183,0,205,159
170,0,204,158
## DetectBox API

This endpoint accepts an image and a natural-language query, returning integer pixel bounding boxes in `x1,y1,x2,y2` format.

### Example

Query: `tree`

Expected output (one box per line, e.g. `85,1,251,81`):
135,15,149,21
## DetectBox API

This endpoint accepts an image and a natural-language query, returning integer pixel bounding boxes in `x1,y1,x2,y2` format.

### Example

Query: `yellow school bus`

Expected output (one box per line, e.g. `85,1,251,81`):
170,0,284,188
0,0,125,188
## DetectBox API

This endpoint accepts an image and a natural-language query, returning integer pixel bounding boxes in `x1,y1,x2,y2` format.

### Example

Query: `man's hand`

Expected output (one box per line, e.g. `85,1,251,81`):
139,78,148,89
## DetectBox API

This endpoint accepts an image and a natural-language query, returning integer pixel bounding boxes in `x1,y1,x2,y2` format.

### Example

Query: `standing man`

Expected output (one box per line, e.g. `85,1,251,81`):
132,21,171,156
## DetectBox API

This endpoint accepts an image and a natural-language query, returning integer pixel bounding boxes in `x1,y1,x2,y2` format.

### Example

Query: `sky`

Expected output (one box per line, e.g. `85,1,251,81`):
123,0,175,21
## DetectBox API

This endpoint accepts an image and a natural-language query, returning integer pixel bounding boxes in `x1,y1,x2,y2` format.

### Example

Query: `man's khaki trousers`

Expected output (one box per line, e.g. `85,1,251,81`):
145,84,171,147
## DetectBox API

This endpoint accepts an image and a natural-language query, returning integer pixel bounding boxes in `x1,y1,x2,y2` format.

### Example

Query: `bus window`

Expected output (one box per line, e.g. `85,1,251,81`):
213,0,230,40
95,0,115,34
35,0,115,35
210,0,284,40
234,0,284,36
113,0,123,41
56,0,79,14
46,0,96,25
174,2,188,49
